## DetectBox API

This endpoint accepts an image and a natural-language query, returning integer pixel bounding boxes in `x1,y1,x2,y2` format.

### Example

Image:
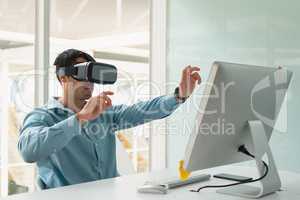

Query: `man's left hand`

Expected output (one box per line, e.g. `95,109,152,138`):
178,65,201,98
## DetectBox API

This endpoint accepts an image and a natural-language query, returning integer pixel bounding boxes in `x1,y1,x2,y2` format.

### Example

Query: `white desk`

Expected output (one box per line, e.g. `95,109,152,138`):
3,166,300,200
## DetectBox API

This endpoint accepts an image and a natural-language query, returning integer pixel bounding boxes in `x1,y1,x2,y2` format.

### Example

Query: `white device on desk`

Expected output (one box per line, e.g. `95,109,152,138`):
138,174,211,194
181,61,293,198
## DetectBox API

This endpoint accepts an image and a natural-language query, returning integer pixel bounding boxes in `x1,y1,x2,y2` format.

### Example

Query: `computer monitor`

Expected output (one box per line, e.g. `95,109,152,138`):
181,61,293,198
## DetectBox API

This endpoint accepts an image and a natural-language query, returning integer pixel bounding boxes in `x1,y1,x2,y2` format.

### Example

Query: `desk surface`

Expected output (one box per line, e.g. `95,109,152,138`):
3,166,300,200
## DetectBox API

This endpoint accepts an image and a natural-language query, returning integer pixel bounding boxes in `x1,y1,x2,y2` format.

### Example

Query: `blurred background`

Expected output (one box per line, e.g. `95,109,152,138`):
166,0,300,175
0,0,150,197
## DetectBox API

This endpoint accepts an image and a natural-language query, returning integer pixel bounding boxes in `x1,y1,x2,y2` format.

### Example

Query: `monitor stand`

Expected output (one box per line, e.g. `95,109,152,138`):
216,120,282,199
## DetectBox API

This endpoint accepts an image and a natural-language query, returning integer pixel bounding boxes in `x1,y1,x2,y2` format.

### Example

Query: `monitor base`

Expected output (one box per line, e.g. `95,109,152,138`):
217,120,281,199
217,185,273,199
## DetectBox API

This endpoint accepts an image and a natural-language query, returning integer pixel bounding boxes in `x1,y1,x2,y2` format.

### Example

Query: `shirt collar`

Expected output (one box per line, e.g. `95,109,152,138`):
46,97,75,114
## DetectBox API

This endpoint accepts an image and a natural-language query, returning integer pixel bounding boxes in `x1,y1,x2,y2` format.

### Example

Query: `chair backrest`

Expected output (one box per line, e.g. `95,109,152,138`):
115,136,135,175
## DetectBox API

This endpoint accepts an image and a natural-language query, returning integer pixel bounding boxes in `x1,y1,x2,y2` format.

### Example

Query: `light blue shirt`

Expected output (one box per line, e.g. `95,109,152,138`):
18,95,180,189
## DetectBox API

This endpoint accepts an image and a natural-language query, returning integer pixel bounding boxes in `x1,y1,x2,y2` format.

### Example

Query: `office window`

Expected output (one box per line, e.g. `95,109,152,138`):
0,0,36,197
0,0,150,197
0,51,36,197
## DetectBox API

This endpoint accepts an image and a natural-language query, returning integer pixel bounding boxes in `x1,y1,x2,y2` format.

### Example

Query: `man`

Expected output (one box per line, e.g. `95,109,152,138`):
18,49,201,189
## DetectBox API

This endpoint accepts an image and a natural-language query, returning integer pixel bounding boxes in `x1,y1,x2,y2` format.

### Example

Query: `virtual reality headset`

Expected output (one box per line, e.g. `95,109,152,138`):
56,62,117,84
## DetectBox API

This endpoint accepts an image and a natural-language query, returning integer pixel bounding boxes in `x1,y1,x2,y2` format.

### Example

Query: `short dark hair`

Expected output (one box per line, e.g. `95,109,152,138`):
54,49,96,81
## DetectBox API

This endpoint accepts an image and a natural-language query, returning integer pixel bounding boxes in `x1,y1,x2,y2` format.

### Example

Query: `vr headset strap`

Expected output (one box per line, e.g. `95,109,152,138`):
56,66,78,77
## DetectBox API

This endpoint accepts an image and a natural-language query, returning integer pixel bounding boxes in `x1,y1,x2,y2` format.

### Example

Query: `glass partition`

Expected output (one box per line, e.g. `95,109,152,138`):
167,0,300,173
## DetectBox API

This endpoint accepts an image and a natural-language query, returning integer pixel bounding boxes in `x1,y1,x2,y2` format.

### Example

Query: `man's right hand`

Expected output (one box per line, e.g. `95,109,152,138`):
76,91,114,122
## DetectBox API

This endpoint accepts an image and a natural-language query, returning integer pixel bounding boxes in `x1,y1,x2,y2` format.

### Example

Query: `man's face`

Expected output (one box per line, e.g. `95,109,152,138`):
61,57,94,101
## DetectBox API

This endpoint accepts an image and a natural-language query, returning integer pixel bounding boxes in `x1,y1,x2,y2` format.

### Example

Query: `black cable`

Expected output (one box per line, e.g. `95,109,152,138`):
190,145,269,193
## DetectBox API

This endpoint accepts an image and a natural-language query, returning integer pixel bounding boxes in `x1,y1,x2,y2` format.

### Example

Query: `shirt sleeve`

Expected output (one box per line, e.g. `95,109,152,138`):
110,95,181,131
18,109,82,163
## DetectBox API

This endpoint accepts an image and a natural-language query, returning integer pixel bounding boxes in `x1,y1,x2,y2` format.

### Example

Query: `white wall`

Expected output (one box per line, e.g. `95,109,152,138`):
166,0,300,173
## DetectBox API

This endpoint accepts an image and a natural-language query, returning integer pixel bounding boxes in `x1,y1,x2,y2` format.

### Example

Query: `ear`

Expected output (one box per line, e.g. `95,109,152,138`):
60,76,68,83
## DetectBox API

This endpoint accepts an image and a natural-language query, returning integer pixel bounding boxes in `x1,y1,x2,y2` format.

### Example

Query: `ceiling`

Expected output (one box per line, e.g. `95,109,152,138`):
0,0,149,40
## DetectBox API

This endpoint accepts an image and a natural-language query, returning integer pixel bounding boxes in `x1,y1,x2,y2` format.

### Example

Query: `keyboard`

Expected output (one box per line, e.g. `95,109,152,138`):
161,174,211,189
138,174,211,194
